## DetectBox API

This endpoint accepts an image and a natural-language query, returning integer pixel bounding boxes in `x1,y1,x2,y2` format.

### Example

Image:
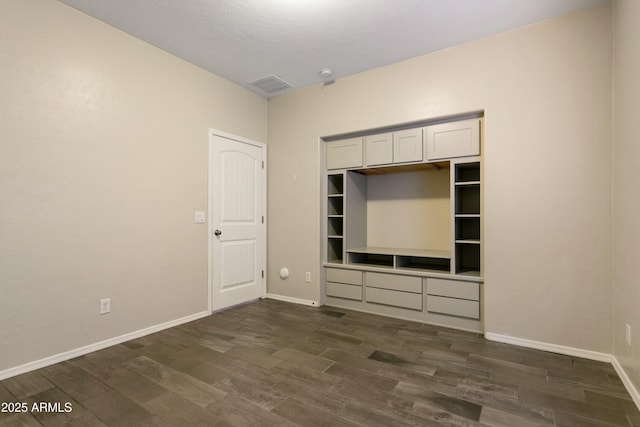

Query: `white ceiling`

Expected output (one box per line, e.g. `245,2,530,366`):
57,0,608,98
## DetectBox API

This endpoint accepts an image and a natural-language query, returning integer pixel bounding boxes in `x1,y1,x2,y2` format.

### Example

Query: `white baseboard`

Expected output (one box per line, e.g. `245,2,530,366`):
485,332,640,411
265,293,319,307
611,356,640,410
0,311,210,381
484,332,613,362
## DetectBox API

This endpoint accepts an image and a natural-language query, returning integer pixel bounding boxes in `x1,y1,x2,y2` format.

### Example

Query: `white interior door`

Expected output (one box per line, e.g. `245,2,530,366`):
210,131,266,311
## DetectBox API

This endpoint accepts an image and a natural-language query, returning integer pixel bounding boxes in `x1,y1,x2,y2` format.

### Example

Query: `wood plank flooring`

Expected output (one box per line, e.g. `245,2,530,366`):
1,299,639,426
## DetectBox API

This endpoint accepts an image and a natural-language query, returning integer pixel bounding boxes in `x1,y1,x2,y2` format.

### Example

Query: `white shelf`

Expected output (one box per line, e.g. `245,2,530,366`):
456,270,482,278
346,246,452,273
347,246,451,259
455,240,480,245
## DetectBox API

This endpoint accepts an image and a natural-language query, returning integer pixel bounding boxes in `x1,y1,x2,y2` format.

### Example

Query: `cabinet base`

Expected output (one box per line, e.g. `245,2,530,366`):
324,295,483,333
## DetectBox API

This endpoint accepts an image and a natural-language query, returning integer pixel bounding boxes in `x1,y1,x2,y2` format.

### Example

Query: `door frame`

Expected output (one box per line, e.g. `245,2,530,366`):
208,128,267,313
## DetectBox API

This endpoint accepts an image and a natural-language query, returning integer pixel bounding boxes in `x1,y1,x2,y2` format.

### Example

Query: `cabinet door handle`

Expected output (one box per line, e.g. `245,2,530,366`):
214,229,222,236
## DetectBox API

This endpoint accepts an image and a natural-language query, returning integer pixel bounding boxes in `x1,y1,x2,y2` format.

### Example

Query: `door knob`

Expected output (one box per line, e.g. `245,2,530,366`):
214,229,222,236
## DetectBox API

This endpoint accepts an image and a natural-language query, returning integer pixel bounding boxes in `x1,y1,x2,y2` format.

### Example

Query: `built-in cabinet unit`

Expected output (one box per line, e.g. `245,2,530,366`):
326,137,363,170
365,133,392,166
323,114,484,332
426,118,480,160
365,128,423,167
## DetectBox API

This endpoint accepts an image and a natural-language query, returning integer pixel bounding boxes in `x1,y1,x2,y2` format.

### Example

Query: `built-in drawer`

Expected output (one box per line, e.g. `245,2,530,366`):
427,295,479,319
326,282,363,301
326,268,363,286
365,272,422,293
426,278,479,301
366,287,422,311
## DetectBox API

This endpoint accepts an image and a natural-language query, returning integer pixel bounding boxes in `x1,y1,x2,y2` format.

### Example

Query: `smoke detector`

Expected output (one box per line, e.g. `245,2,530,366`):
319,68,333,79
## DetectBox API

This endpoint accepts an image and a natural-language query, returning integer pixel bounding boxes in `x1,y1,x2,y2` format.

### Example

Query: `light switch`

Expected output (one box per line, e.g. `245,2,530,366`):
194,211,206,223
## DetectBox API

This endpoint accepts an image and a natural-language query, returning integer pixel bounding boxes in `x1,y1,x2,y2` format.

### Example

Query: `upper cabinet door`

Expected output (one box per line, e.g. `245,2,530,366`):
365,133,393,166
326,137,363,170
426,119,480,161
394,128,423,164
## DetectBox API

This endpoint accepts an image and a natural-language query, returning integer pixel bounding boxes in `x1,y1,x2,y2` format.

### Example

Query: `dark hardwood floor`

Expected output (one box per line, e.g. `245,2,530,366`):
1,299,639,426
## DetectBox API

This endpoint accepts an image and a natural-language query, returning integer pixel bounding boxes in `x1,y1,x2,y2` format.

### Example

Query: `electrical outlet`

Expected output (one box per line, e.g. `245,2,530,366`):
100,298,111,315
305,272,311,283
626,324,632,346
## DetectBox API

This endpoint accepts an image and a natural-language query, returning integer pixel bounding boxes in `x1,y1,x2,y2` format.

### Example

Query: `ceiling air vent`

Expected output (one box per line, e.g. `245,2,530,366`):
248,74,292,95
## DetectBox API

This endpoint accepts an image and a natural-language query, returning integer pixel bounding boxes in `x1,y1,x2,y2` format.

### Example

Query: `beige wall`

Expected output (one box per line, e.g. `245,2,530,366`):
268,5,613,352
366,170,451,251
613,0,640,398
0,0,267,372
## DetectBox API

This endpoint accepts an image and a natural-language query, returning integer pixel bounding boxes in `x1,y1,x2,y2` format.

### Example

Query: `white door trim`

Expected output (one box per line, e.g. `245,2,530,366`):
208,129,267,313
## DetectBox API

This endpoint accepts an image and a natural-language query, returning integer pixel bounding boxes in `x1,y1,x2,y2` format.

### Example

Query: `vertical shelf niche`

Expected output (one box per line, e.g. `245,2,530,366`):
453,161,481,276
327,173,344,263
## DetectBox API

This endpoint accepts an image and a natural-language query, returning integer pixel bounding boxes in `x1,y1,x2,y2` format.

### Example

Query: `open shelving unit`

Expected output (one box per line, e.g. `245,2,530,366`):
324,160,484,277
337,165,453,275
324,159,482,278
453,161,481,276
327,174,344,263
